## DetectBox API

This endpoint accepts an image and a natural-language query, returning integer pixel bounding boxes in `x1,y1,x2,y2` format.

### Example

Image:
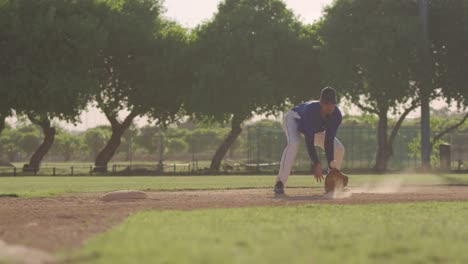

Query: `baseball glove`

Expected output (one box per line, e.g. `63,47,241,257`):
324,168,349,193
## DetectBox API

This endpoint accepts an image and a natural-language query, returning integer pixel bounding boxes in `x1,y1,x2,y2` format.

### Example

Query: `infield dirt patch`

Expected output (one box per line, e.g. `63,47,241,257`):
1,185,468,259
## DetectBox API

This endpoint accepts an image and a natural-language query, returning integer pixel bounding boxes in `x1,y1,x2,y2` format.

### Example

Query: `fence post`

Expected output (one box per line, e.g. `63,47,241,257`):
246,127,250,165
267,130,272,161
13,167,16,177
53,168,56,176
191,134,195,173
256,127,260,172
158,128,164,173
173,164,176,173
71,166,74,176
439,144,451,171
192,156,195,172
351,126,354,169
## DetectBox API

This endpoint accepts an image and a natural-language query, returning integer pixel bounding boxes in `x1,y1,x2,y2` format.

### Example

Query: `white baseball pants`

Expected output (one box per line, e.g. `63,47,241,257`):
276,110,345,184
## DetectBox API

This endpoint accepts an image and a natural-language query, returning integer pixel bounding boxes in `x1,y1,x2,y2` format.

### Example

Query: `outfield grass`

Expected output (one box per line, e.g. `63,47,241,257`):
0,174,467,198
3,174,468,263
74,202,468,264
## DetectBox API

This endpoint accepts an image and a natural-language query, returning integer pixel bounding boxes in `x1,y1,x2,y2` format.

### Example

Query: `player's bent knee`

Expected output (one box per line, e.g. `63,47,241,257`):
339,145,345,155
335,143,345,156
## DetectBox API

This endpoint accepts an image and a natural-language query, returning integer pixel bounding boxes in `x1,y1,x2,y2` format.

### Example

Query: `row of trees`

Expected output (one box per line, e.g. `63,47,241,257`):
0,0,316,172
1,0,467,172
2,111,465,168
0,0,190,171
0,123,230,162
319,0,468,170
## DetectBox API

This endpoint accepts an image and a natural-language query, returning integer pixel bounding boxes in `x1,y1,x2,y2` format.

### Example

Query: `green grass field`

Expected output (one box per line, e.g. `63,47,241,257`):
1,173,468,198
2,174,468,264
75,202,468,264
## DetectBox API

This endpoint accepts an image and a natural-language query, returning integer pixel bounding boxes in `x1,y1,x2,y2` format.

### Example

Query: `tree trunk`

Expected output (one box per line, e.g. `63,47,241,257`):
1,116,10,163
420,95,431,170
374,110,392,172
24,118,56,172
210,115,243,172
94,112,137,172
0,116,5,162
0,116,5,136
372,100,420,172
94,127,125,172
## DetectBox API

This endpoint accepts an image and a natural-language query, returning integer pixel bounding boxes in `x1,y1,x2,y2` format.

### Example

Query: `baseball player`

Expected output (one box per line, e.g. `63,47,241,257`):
274,87,345,194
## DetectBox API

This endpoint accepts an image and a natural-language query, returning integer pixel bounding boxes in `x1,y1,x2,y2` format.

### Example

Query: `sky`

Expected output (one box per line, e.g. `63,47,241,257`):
162,0,332,28
7,0,458,131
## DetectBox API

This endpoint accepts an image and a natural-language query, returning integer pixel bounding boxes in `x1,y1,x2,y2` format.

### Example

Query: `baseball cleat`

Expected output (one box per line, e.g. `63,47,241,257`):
274,181,284,195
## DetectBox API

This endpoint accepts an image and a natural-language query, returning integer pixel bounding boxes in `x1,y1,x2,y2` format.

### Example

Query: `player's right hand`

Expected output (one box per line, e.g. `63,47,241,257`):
314,163,324,182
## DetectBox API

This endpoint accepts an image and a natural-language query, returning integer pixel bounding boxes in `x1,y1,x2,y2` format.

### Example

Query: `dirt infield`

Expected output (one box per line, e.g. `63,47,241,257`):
2,185,468,257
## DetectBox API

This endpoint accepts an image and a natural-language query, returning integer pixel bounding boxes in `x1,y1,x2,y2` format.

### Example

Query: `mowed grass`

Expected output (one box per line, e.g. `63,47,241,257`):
73,202,468,264
2,174,468,263
1,173,468,197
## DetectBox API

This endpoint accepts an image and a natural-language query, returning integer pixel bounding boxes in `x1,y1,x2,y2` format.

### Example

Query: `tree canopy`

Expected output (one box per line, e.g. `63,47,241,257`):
190,0,319,171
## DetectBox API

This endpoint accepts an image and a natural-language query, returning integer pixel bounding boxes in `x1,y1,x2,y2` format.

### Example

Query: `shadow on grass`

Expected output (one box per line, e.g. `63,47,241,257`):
273,194,327,201
435,174,468,186
0,193,19,198
58,252,100,264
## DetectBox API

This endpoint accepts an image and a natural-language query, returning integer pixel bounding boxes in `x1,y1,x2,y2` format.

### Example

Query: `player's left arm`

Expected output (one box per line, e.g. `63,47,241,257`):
324,113,342,168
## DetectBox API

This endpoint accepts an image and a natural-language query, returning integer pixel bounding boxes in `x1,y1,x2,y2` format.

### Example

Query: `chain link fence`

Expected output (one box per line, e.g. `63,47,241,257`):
244,125,468,173
450,133,468,170
1,125,467,176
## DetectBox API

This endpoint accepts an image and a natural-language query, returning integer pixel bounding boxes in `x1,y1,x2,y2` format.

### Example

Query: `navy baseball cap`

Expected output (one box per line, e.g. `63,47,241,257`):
320,87,337,104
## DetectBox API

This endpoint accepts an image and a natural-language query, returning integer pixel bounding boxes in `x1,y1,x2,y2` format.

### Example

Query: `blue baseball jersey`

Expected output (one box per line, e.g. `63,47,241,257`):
292,101,342,166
